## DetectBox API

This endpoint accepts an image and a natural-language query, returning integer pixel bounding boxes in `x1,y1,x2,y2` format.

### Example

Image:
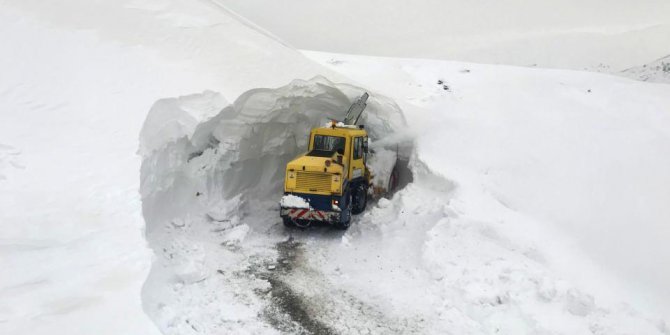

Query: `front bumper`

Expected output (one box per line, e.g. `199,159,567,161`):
280,208,340,222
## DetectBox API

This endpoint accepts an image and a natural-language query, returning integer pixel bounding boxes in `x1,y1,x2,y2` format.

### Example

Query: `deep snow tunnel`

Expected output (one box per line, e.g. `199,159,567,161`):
137,76,413,333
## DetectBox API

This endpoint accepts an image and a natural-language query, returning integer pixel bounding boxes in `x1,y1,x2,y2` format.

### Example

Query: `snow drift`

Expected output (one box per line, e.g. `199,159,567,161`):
307,51,670,330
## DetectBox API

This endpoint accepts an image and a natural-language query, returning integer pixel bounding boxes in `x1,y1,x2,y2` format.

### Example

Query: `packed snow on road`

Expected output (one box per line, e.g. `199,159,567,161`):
2,0,670,335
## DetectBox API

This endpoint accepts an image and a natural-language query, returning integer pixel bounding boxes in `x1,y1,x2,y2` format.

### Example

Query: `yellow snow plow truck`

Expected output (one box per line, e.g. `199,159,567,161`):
280,93,384,229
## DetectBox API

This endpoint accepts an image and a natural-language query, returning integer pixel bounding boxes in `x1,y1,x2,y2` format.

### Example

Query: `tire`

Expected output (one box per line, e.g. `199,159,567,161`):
387,166,400,195
283,217,311,228
334,192,352,230
351,184,367,215
293,218,311,229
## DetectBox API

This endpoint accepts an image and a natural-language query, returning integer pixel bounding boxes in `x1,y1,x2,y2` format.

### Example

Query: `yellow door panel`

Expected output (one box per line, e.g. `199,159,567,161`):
349,136,366,181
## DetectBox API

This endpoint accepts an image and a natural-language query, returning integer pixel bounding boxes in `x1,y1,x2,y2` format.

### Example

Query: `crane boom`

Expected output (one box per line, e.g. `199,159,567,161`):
343,92,369,125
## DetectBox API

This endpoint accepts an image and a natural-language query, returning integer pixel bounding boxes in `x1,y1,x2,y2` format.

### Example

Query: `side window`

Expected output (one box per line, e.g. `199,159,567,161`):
353,137,362,160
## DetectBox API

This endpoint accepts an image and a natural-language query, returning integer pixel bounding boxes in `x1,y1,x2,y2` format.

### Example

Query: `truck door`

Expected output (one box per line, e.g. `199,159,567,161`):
350,136,365,181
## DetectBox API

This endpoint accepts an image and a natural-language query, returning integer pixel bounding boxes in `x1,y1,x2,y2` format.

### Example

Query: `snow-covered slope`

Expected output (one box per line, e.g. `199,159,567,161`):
622,55,670,83
0,1,339,334
305,50,670,321
221,0,670,72
4,0,342,99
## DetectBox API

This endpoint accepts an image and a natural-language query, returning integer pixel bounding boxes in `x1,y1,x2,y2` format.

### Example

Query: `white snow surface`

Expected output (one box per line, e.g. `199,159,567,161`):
3,0,670,334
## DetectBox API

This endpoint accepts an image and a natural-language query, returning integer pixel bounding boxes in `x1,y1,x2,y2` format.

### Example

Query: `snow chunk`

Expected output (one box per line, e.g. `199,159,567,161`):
139,90,229,155
280,194,311,209
206,194,245,222
536,277,557,302
172,239,208,284
377,197,392,208
565,289,595,316
222,224,250,244
323,120,358,129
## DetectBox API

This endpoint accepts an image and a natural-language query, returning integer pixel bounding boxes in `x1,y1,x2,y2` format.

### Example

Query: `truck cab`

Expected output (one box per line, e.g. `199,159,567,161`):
280,122,370,229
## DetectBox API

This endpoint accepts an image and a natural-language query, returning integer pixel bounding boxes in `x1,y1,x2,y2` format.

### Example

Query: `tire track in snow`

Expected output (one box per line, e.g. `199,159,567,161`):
257,233,422,335
258,237,336,334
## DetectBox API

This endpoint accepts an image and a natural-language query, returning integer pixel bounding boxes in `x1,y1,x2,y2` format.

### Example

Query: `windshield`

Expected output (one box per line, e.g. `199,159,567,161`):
313,135,345,153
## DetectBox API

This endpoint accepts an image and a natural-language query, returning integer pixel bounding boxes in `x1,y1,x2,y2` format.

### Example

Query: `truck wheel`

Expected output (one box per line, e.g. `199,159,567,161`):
387,165,400,194
283,217,311,228
334,192,352,230
351,184,367,215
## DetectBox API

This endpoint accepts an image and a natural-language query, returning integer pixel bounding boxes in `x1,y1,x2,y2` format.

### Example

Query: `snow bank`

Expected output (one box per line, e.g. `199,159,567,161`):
139,91,231,156
308,51,670,331
140,76,405,215
317,178,666,334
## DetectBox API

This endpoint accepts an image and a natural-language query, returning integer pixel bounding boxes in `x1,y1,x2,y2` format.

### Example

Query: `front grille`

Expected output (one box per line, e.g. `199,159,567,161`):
295,171,332,193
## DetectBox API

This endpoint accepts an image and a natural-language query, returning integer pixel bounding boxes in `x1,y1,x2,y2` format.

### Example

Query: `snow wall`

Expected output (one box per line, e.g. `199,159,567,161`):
139,76,407,226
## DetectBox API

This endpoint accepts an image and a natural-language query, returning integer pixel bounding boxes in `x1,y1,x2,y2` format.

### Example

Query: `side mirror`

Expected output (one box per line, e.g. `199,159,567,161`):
363,138,369,153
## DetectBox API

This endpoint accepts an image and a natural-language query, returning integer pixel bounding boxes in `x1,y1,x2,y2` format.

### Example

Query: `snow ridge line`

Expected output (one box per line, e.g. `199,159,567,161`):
205,0,295,50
